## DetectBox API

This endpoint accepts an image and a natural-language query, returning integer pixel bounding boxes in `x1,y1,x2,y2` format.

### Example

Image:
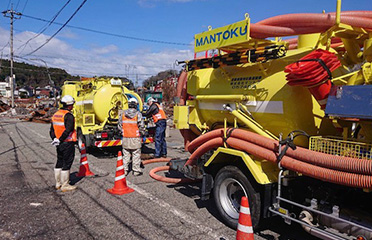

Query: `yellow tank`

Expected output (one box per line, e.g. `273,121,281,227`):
181,46,342,147
173,4,372,238
61,78,143,148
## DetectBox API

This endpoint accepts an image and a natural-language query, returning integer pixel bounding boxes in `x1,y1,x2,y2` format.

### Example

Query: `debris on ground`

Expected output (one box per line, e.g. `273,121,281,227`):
0,99,10,113
0,97,57,124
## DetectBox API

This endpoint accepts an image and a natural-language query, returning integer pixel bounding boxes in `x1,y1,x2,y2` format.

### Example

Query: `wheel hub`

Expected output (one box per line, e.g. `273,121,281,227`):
219,177,247,219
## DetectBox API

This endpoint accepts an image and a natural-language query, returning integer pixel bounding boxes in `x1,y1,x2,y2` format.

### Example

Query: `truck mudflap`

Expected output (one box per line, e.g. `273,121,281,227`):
94,137,154,147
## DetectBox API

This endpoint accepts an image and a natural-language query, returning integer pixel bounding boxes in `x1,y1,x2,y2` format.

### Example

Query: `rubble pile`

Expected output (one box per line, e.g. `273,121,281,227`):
0,97,58,124
0,100,10,113
22,106,58,124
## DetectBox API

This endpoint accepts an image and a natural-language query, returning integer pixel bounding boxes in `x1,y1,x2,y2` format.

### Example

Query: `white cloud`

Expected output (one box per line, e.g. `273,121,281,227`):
91,44,119,55
0,27,193,84
59,29,79,40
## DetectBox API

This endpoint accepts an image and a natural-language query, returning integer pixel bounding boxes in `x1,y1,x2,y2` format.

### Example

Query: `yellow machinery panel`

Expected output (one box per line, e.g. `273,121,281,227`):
173,106,189,129
83,114,95,126
310,136,372,160
204,147,279,184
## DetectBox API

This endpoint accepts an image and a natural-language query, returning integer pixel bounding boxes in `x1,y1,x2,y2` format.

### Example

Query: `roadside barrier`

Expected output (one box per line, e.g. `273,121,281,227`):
76,143,95,177
236,196,254,240
107,151,134,195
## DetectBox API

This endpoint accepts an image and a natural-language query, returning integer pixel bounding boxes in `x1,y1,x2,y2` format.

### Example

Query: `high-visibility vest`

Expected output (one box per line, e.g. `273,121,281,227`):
52,110,77,142
152,103,166,123
122,114,140,138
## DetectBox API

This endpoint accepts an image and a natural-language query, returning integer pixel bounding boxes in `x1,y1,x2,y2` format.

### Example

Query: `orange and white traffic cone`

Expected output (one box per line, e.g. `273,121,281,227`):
236,196,254,240
107,151,134,195
76,143,95,177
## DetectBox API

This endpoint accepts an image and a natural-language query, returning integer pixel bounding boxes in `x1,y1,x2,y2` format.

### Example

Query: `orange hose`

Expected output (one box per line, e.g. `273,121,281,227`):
248,12,372,39
230,129,372,175
185,137,223,166
143,157,198,184
188,128,372,175
187,129,224,153
176,70,197,151
149,166,197,184
186,135,372,189
227,137,372,189
176,70,188,106
142,157,171,165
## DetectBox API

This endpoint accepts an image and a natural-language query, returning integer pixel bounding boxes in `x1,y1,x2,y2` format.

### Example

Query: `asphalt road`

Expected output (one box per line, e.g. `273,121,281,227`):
0,118,317,240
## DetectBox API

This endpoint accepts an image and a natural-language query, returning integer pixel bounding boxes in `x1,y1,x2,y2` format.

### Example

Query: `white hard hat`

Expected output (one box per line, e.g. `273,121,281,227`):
147,97,155,103
61,95,75,105
128,97,138,104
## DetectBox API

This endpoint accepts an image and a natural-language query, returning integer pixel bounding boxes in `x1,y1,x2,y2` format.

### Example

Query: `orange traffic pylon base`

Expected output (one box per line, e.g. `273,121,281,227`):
236,196,254,240
76,143,95,177
107,180,134,195
107,151,134,195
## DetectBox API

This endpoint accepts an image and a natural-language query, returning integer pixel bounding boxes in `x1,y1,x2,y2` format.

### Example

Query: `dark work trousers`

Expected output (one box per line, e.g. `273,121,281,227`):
55,142,75,170
155,119,167,157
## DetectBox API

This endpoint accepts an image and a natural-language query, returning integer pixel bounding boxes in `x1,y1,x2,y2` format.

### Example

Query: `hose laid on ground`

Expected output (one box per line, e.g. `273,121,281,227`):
143,157,198,184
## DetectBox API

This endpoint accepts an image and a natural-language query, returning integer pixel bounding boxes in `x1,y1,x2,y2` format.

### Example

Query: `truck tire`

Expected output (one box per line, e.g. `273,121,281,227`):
213,165,261,229
77,128,86,150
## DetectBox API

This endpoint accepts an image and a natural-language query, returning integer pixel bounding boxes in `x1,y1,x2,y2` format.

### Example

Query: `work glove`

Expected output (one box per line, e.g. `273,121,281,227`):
51,138,60,146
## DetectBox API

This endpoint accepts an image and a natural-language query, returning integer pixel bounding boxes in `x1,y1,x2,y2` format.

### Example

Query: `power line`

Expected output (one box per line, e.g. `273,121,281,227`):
22,14,192,46
0,42,10,52
15,0,20,11
2,53,182,70
21,0,28,13
22,0,88,57
17,0,72,54
18,54,176,69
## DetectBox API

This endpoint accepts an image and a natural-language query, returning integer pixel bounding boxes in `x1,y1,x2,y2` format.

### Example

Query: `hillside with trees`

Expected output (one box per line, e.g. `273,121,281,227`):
0,59,134,89
142,70,178,89
0,59,79,87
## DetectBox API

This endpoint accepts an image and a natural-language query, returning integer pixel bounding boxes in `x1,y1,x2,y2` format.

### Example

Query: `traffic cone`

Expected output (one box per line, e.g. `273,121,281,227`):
76,143,95,177
236,196,254,240
107,151,134,195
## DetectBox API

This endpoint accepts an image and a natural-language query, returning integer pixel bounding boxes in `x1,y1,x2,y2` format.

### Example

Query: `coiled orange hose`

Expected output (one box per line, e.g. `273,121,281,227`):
185,134,372,188
143,157,198,184
188,128,372,176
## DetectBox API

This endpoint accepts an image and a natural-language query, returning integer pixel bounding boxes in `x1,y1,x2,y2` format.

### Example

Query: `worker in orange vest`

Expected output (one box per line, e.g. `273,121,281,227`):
50,95,77,192
143,97,167,158
118,98,144,176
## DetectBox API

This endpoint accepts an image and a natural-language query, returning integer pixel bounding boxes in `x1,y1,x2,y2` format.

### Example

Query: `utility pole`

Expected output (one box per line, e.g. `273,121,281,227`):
31,58,57,106
2,6,22,108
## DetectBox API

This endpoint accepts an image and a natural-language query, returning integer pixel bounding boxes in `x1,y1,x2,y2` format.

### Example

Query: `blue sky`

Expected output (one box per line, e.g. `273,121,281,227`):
0,0,371,84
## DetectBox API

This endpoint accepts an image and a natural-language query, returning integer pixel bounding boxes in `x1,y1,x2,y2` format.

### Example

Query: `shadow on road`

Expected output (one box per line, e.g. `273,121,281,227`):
69,171,85,185
85,146,122,158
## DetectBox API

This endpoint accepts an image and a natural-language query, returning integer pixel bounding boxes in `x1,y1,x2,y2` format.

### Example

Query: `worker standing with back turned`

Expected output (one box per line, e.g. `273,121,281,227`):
50,95,77,192
118,98,144,176
143,97,167,158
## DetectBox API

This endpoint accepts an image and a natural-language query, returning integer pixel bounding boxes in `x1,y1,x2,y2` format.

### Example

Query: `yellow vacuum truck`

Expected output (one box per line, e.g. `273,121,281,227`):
61,77,146,149
173,1,372,239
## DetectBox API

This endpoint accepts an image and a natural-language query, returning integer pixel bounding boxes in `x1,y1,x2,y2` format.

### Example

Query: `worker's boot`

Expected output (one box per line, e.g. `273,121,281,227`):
54,168,62,190
60,170,77,192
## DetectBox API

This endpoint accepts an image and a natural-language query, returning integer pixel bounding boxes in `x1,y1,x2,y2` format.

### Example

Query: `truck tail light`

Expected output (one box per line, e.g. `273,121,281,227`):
101,132,108,138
